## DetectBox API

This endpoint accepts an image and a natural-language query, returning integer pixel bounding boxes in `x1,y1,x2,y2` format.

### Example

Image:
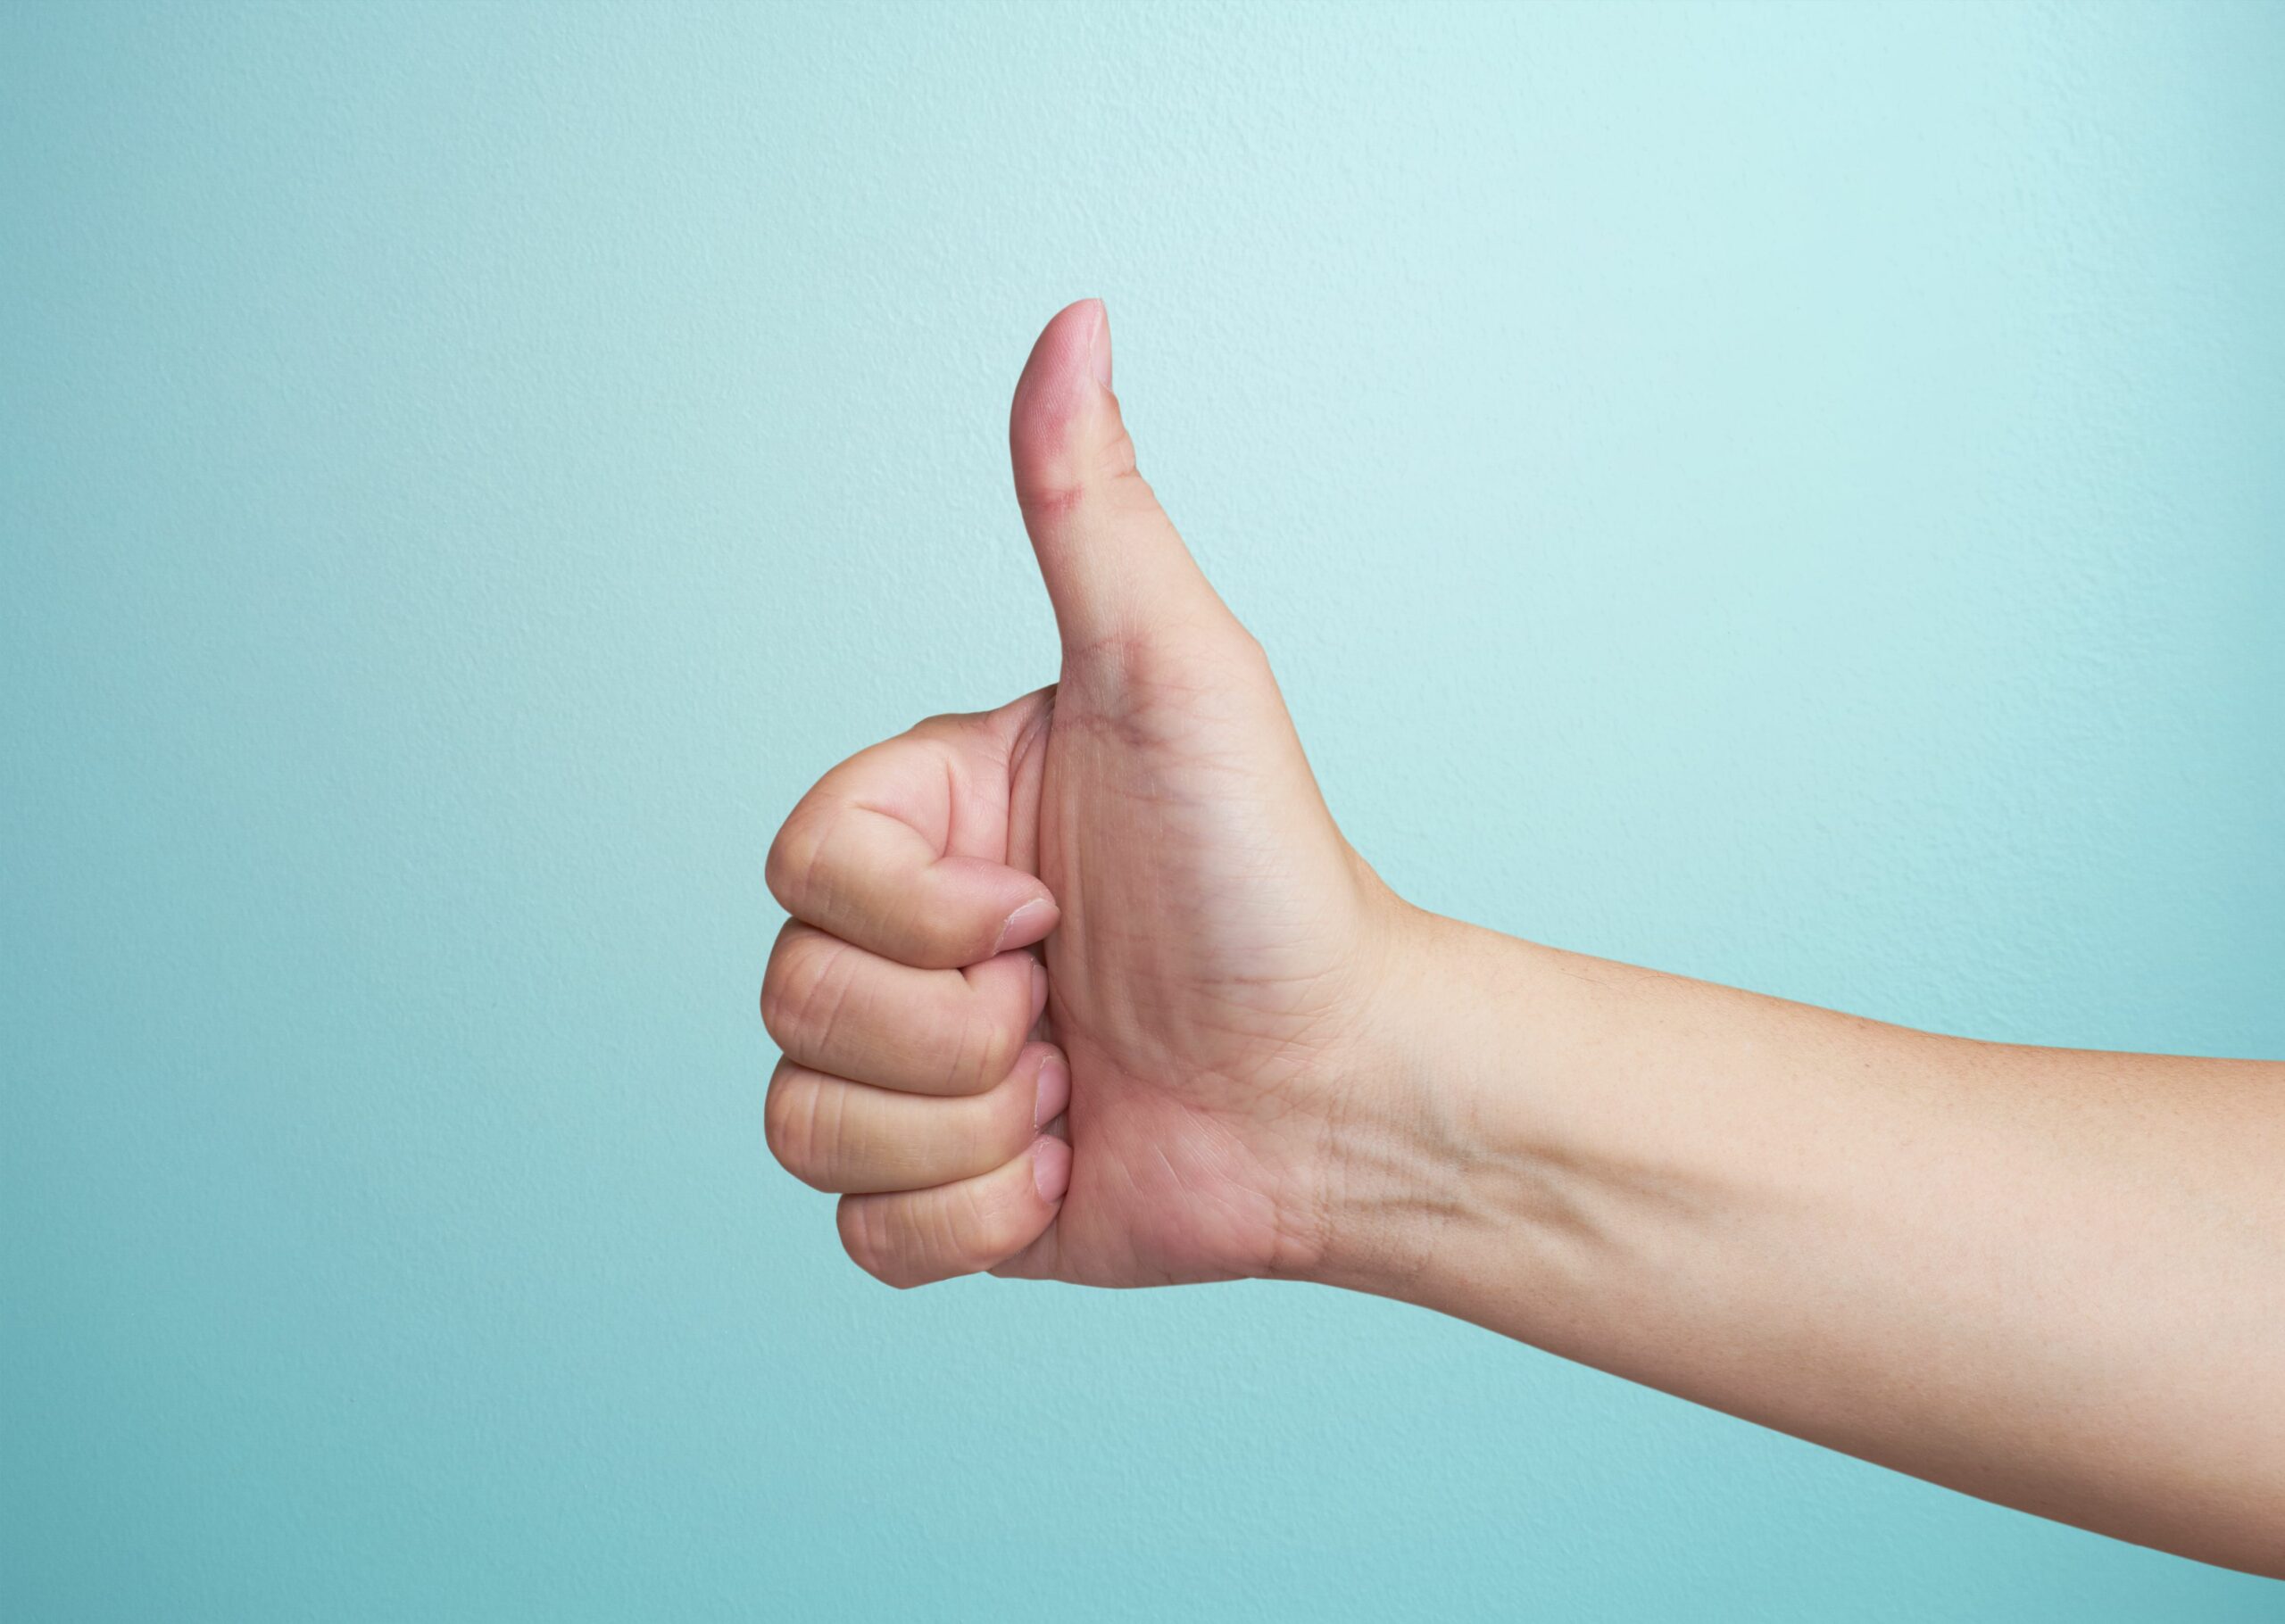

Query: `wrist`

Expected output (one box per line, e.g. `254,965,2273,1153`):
1297,902,1590,1302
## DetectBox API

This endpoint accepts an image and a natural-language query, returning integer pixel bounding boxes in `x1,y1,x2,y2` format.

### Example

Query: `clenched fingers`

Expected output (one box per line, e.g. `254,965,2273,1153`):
760,921,1046,1097
766,1041,1070,1195
766,717,1057,972
836,1138,1072,1288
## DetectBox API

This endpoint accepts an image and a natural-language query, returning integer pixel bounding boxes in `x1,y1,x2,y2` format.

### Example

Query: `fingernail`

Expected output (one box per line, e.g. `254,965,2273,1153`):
1085,299,1113,390
1032,1052,1069,1129
1029,957,1050,1023
993,897,1052,955
1031,1136,1071,1204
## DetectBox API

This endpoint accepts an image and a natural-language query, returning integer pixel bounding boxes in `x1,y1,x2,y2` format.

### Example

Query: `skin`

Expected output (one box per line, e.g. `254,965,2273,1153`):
760,300,2285,1578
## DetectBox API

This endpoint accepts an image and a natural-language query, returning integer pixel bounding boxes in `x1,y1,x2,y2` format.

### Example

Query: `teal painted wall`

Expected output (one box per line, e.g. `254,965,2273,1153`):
5,3,2281,1617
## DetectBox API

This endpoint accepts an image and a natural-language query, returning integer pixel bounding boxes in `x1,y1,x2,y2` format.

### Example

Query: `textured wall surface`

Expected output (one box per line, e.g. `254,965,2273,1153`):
5,3,2282,1617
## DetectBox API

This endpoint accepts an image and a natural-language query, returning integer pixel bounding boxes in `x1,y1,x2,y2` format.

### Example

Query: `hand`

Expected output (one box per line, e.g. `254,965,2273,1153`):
761,301,2285,1575
761,299,1413,1288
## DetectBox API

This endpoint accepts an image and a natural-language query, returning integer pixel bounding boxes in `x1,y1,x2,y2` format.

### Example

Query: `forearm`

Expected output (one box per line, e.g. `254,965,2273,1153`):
769,298,2278,1573
1322,907,2285,1576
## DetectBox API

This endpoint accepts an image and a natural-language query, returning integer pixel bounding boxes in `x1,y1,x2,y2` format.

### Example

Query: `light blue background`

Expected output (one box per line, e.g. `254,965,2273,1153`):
5,3,2281,1618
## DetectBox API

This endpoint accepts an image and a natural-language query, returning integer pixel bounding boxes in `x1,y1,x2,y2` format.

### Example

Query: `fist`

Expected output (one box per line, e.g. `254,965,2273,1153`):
762,301,1411,1289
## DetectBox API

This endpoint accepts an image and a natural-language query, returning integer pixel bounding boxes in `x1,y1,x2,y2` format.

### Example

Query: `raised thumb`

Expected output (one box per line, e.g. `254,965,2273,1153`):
1008,300,1227,657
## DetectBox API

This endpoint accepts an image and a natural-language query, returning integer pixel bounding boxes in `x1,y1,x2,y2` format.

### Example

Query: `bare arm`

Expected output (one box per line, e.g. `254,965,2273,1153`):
1320,914,2285,1576
760,300,2285,1579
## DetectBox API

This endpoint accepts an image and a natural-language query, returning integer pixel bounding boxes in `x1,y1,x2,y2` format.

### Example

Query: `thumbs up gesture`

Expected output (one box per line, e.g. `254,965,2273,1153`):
762,301,1414,1288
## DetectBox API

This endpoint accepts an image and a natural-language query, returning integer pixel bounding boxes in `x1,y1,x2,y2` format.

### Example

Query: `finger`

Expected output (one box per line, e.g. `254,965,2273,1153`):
765,1041,1068,1195
1009,298,1237,659
836,1138,1072,1288
760,921,1045,1097
767,721,1057,971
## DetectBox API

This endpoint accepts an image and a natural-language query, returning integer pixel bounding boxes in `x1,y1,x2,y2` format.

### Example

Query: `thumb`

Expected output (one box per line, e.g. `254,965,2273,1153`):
1009,299,1229,657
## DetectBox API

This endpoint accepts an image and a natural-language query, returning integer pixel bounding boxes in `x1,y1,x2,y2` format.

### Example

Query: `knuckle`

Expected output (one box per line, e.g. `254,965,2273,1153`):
839,1197,921,1289
757,949,798,1048
942,1090,1012,1178
906,710,981,742
1060,627,1156,690
940,1017,982,1095
982,1017,1026,1091
758,964,785,1043
763,1068,826,1184
835,1197,882,1276
759,932,844,1057
928,1197,977,1272
763,811,824,916
944,1010,1021,1097
947,1175,1021,1264
905,910,969,973
1016,477,1084,523
981,1075,1034,1161
943,1187,994,1264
